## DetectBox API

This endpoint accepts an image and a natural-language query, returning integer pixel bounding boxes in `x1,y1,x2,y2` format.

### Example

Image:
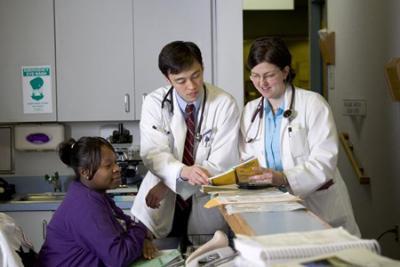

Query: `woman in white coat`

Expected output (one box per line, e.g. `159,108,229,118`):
240,37,360,236
131,41,240,248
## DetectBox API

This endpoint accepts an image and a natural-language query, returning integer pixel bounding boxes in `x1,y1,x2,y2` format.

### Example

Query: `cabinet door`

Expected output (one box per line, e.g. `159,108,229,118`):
55,0,134,121
133,0,213,119
5,211,53,252
0,0,56,122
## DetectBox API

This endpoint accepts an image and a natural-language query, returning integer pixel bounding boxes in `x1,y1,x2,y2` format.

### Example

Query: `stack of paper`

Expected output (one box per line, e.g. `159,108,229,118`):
233,227,384,266
204,188,301,208
272,248,400,267
225,202,305,215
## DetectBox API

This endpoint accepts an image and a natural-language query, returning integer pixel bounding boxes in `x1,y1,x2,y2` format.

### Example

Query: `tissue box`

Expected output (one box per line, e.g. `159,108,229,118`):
14,124,65,151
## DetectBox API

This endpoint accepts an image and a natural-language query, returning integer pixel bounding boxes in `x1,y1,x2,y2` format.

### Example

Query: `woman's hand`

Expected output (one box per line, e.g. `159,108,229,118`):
248,167,288,186
142,238,158,259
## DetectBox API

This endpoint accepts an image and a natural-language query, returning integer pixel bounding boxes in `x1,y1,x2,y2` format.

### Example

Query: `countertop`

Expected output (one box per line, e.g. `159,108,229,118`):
0,199,133,212
0,186,138,212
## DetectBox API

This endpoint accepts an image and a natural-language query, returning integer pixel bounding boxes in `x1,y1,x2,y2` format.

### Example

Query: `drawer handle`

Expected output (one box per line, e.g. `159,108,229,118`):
124,94,130,113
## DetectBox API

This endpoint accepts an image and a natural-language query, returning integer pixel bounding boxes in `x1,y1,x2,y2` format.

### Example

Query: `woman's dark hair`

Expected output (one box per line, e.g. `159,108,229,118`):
247,37,296,83
158,41,203,77
58,137,114,180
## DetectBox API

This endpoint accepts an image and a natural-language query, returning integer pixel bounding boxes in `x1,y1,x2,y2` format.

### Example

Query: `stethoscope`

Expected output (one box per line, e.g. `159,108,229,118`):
245,84,296,143
159,85,207,142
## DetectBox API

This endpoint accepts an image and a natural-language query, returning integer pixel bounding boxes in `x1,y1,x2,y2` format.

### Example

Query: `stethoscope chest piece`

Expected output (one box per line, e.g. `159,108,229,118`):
283,109,292,119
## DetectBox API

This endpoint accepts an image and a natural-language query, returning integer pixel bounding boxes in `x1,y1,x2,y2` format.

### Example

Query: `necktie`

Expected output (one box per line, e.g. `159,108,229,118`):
176,104,195,211
174,104,195,250
182,104,195,166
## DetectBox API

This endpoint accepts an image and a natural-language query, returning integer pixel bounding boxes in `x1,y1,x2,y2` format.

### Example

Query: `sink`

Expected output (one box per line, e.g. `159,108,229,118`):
13,192,66,202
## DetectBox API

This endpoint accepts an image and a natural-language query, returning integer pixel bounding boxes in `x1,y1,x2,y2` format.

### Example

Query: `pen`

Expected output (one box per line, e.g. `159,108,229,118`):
203,129,212,145
152,125,170,135
202,128,212,136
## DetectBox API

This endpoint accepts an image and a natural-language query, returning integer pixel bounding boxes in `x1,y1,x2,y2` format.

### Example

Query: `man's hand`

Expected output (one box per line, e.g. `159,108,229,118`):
180,165,210,185
145,181,170,209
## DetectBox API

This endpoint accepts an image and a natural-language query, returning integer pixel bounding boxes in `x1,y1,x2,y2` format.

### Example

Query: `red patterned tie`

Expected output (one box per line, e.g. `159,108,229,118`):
182,104,195,166
176,104,195,212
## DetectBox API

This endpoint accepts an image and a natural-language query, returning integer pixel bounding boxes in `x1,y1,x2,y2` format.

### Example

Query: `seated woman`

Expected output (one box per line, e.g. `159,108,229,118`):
37,137,155,267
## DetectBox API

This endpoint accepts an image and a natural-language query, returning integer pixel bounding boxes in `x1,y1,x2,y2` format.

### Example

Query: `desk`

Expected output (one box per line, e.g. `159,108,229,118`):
220,206,330,236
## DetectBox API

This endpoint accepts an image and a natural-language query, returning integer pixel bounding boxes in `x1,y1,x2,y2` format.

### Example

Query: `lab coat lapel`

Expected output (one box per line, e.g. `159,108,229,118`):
169,95,186,160
280,87,291,139
280,86,295,168
259,103,267,165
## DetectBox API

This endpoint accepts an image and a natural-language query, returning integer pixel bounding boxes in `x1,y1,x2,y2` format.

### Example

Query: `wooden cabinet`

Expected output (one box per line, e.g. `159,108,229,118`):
5,211,53,252
132,0,213,119
55,0,135,121
0,0,57,123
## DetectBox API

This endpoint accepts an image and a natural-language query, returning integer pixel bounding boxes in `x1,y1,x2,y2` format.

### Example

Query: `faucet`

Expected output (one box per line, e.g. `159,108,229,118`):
44,172,62,192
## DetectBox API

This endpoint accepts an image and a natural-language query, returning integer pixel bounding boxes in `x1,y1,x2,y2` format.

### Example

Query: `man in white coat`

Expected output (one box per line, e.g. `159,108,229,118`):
131,41,240,249
240,37,360,236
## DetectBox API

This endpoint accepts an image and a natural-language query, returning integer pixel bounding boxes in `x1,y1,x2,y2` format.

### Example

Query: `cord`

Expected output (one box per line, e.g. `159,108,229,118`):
377,225,399,242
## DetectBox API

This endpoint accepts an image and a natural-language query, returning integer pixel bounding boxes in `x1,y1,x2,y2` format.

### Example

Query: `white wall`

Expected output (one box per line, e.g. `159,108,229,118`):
327,0,400,258
213,0,244,107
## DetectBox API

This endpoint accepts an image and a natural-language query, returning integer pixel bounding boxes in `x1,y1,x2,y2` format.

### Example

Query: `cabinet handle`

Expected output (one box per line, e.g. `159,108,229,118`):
124,94,130,113
42,219,48,240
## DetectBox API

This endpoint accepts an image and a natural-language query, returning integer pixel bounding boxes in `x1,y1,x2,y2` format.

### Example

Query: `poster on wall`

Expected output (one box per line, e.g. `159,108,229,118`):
21,65,53,114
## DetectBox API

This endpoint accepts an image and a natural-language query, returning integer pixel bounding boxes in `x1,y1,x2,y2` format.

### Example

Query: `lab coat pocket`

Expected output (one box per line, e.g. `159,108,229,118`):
289,126,309,158
307,184,347,228
196,144,211,161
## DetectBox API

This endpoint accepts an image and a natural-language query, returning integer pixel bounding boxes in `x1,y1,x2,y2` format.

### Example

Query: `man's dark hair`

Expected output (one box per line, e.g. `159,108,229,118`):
158,41,203,77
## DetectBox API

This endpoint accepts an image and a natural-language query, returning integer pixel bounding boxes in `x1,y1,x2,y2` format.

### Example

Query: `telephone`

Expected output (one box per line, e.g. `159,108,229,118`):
185,231,238,267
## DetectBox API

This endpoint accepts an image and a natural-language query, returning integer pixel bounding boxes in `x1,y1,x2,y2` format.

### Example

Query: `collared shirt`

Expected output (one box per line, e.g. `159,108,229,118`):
174,88,203,122
264,98,285,171
174,88,204,182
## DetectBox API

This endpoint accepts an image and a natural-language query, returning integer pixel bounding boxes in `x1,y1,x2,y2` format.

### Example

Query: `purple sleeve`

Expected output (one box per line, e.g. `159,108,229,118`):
70,196,146,267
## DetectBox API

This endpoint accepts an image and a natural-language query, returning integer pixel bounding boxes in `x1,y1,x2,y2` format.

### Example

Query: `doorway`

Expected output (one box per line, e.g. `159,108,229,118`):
243,0,320,104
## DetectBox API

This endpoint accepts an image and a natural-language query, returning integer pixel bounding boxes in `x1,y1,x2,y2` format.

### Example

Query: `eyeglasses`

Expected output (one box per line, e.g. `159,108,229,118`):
249,70,280,83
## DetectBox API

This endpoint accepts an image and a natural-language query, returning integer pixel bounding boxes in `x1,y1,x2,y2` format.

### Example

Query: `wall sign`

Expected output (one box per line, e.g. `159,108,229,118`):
21,65,53,114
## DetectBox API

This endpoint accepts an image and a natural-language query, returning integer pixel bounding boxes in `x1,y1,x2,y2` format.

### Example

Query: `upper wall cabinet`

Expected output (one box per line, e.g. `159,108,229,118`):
0,0,57,123
55,0,135,121
132,0,213,120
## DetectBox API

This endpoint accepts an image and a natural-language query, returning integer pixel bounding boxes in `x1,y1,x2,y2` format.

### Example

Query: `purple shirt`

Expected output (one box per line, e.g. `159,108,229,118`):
37,181,146,267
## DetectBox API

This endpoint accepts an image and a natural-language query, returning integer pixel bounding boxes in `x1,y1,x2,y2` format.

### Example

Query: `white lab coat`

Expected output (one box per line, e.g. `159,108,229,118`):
132,83,240,238
240,86,360,236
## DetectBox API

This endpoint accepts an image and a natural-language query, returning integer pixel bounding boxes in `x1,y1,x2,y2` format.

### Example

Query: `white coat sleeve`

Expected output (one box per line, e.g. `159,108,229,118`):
139,94,184,192
284,93,338,197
